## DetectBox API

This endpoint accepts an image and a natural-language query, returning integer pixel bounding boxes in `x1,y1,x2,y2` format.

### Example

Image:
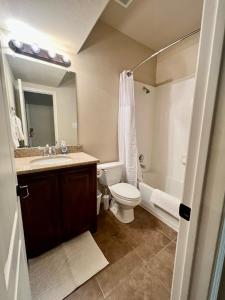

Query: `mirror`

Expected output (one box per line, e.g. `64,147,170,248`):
3,53,78,148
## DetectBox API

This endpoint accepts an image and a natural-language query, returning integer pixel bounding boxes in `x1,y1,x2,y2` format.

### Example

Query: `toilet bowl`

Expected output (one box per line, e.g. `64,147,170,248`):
109,183,141,223
98,162,141,223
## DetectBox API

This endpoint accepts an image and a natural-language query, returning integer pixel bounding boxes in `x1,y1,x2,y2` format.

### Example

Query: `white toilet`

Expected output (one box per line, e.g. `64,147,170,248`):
98,162,141,223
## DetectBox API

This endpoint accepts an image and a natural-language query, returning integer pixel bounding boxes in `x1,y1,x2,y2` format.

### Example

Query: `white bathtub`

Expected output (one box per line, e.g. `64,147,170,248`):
139,172,180,232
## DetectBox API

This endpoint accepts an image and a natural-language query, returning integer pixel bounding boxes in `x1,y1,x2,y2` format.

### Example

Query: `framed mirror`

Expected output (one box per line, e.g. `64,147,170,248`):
3,53,78,148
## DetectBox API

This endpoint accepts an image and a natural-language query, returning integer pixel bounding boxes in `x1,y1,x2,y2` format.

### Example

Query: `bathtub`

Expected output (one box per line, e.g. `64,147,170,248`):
139,172,180,232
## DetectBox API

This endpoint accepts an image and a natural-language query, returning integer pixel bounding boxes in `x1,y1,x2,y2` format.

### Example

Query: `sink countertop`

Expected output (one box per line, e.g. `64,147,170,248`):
16,152,100,175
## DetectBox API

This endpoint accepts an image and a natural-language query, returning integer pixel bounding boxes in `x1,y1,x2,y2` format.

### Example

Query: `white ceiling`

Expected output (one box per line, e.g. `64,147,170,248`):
101,0,203,50
0,0,109,53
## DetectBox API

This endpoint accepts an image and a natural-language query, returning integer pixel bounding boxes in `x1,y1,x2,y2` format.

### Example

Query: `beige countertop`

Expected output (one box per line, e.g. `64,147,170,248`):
15,152,99,175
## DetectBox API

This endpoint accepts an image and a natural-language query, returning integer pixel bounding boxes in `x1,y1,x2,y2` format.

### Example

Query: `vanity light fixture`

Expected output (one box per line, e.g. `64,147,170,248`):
31,43,40,54
48,50,56,59
11,39,23,50
8,39,71,68
62,56,71,65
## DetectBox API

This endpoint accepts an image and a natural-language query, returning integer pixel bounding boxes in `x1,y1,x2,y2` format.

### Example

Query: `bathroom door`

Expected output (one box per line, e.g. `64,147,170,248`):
0,45,32,299
171,0,225,299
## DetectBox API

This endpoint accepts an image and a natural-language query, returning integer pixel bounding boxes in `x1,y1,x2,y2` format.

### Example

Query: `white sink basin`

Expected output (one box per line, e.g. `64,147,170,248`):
30,155,73,166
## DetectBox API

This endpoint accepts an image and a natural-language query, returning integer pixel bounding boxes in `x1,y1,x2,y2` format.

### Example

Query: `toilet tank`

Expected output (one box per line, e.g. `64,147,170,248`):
98,162,123,186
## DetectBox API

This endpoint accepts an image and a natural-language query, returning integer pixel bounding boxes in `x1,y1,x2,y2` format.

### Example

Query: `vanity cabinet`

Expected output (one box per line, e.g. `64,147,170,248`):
18,164,97,258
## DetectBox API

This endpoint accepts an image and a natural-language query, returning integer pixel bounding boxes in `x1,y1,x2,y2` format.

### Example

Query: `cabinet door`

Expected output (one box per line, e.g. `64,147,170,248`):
18,173,61,258
61,165,97,241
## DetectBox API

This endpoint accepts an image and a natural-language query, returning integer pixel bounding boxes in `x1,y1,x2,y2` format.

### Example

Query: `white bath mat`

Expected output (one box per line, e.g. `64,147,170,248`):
29,231,109,300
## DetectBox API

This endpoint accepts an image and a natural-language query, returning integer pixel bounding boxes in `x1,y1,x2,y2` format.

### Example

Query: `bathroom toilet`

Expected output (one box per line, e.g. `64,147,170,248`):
98,162,141,223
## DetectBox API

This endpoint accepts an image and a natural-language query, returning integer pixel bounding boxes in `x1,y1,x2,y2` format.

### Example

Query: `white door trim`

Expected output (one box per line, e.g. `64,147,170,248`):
171,0,225,299
18,79,28,146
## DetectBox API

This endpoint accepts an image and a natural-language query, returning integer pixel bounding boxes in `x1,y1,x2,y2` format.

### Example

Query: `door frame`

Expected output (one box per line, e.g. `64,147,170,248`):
17,79,29,146
21,85,58,146
171,0,225,299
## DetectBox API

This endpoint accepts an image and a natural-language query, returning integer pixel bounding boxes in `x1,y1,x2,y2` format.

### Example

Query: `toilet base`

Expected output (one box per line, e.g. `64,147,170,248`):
110,200,134,223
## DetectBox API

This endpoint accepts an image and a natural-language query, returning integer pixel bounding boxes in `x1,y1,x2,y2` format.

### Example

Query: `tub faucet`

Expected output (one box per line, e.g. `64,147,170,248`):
139,154,146,168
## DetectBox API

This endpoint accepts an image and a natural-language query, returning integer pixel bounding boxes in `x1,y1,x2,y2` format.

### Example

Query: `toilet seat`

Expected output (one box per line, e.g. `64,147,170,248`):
109,183,141,202
109,183,141,223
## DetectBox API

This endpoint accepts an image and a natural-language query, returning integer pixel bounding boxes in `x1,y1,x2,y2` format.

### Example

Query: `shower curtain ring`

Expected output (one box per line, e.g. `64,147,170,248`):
127,70,132,77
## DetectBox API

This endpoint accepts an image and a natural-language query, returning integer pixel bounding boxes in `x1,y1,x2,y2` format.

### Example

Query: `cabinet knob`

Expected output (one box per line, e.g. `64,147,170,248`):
17,185,29,199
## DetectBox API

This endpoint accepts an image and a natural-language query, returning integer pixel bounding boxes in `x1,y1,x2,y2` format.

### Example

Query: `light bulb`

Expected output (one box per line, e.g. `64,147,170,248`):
12,39,23,49
31,43,40,54
48,50,56,59
62,56,71,64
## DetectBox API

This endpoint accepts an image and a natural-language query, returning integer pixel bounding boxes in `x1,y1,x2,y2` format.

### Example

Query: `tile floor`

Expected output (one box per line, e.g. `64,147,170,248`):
65,206,177,300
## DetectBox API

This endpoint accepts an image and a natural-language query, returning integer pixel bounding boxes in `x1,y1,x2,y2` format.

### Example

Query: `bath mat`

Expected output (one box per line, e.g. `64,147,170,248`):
29,231,109,300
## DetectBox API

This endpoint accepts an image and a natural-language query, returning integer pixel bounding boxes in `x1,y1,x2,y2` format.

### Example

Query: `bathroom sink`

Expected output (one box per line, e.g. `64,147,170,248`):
30,156,73,166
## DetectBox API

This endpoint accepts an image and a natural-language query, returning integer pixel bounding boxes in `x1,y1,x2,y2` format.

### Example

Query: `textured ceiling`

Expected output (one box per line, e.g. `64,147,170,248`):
101,0,203,50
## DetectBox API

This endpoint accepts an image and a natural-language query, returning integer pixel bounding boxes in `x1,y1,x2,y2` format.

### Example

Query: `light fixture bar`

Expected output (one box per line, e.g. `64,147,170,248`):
8,40,71,68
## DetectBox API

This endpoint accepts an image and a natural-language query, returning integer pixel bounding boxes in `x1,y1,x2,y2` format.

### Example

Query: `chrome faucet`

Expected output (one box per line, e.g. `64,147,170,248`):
43,144,49,156
43,144,56,156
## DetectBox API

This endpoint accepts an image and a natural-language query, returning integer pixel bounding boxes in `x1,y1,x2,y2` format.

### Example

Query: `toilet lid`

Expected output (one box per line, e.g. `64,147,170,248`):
110,183,140,200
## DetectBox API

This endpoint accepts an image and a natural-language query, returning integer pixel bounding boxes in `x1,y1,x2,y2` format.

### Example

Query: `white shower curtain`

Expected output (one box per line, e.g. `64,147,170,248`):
118,70,138,187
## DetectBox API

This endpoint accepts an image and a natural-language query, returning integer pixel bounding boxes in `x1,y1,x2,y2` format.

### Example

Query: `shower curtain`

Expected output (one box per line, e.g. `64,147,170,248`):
118,70,138,187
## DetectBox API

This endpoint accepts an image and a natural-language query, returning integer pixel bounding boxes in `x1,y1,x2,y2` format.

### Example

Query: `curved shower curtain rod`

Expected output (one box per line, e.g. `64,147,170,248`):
127,28,200,76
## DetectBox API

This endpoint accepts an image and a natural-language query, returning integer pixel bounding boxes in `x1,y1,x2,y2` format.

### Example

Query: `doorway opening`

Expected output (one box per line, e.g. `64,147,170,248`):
23,90,56,147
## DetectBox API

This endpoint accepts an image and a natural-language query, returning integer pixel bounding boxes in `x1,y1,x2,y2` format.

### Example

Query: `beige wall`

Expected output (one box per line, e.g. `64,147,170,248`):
72,21,156,162
1,23,156,162
156,33,200,85
73,25,199,162
1,23,200,164
2,54,16,111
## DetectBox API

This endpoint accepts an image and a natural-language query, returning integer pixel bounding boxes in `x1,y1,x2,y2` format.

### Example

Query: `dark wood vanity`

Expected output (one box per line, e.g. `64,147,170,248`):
18,162,97,258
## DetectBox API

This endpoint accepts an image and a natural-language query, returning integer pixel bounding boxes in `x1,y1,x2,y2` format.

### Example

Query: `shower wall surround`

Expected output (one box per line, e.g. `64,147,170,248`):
135,76,195,199
134,81,155,171
151,76,195,198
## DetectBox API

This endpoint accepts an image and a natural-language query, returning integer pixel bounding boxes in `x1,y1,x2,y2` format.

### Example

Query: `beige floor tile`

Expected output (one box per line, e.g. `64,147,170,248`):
166,240,177,255
96,250,143,298
153,218,178,240
94,233,131,264
106,264,170,300
148,241,176,291
64,278,103,300
134,230,170,262
94,207,176,298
